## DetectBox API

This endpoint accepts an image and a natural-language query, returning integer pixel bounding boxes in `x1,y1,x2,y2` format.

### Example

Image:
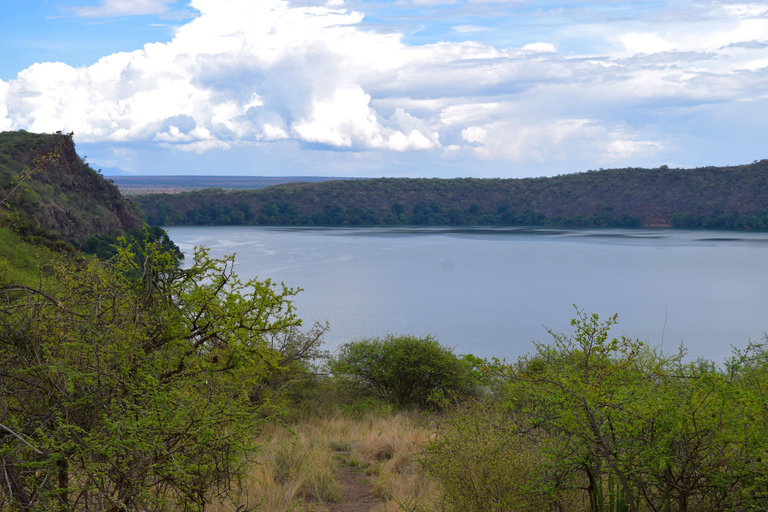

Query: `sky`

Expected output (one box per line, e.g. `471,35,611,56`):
1,0,767,177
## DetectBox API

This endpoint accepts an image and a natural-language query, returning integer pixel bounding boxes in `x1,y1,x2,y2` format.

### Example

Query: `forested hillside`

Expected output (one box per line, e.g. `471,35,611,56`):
0,130,143,247
135,160,768,229
0,131,179,265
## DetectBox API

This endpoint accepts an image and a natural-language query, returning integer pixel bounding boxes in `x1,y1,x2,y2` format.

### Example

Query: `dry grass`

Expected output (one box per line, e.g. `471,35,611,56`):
207,411,438,512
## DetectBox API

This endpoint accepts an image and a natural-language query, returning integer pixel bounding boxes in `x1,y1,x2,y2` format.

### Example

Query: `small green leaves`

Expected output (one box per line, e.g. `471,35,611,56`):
0,238,307,511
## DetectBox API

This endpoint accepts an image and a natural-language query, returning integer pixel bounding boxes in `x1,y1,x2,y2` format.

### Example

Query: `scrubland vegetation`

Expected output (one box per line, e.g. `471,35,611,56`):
3,231,767,511
247,312,768,512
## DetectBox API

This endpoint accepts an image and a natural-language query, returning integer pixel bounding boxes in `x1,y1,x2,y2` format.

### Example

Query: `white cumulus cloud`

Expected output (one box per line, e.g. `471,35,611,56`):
0,80,10,131
1,0,767,172
292,87,386,148
522,42,557,53
604,138,663,159
462,126,487,144
1,0,472,152
458,118,664,164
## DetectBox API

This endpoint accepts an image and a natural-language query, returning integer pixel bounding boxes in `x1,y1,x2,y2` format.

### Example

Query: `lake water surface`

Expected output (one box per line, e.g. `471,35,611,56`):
167,226,768,363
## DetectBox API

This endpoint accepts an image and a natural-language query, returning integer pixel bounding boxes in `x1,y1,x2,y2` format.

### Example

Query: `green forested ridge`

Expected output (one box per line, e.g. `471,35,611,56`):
134,160,768,229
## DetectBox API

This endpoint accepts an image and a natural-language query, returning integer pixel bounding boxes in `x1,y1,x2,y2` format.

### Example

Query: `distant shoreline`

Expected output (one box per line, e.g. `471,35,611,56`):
110,175,362,195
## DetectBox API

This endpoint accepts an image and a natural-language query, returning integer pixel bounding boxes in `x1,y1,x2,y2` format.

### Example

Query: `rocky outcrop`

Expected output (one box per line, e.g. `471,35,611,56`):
0,130,143,242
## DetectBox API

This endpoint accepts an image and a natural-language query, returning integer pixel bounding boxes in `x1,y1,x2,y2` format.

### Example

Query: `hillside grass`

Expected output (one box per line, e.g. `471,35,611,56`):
0,226,60,286
0,130,143,243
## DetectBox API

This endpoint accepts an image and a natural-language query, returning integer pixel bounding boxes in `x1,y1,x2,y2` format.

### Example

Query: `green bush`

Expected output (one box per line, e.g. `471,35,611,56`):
421,404,582,512
330,334,475,409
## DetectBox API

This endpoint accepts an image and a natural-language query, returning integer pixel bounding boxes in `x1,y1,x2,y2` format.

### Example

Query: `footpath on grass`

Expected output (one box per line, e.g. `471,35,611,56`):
319,452,381,512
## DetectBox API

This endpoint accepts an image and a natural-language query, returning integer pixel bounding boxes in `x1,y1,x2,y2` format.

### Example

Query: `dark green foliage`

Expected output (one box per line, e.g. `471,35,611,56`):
78,225,182,263
134,161,768,230
672,209,768,230
0,211,75,253
330,334,476,409
147,193,643,228
171,197,257,226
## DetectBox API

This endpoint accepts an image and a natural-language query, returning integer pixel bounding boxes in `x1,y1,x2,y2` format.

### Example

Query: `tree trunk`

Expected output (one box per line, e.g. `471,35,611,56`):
1,454,35,512
57,458,69,512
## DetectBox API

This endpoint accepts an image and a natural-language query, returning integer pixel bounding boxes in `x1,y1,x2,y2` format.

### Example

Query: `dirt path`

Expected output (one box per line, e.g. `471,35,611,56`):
317,452,382,512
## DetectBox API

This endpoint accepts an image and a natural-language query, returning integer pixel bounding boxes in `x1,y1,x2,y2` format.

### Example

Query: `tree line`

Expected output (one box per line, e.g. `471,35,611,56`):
146,199,641,229
134,160,768,231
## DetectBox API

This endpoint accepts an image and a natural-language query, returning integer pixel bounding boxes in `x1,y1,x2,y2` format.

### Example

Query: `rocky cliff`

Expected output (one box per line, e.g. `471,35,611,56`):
0,131,143,243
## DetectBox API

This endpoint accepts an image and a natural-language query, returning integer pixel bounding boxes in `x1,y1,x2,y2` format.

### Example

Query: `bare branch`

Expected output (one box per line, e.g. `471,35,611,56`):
0,423,43,454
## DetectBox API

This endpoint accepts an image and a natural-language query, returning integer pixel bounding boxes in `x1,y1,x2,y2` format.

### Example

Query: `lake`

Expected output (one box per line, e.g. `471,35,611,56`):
166,226,768,363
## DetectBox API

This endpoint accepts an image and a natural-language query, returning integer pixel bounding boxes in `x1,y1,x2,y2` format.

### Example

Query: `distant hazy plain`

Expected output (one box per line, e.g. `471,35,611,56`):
167,226,768,364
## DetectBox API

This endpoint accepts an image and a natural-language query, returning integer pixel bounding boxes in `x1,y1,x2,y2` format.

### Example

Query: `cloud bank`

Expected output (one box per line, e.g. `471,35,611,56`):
2,0,768,174
69,0,178,17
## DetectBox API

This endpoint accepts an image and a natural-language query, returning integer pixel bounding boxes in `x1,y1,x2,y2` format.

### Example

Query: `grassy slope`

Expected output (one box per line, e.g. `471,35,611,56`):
0,226,60,287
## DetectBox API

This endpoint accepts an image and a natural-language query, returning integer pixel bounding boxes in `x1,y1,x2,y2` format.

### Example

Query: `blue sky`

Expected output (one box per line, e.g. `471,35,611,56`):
1,0,767,177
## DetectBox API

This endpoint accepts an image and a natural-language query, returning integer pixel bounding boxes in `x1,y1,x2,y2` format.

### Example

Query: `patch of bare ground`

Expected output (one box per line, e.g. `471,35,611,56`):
316,451,381,512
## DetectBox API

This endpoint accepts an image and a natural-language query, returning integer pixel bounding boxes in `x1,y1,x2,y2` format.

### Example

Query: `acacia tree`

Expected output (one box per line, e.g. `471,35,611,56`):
512,310,651,511
511,309,768,512
0,240,306,511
